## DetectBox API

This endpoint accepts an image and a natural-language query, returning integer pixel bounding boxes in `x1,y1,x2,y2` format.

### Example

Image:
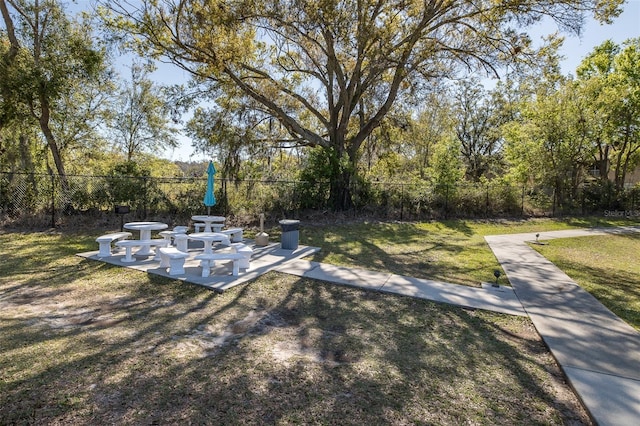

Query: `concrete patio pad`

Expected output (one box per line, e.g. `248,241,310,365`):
78,241,321,292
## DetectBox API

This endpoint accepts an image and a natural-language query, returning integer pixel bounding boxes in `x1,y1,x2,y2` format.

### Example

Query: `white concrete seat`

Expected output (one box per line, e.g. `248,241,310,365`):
159,226,189,245
194,252,244,277
115,239,168,263
160,226,190,246
220,228,244,243
148,240,170,260
173,233,189,252
96,232,132,257
194,223,224,233
159,230,176,245
158,247,190,275
115,240,143,263
231,243,253,269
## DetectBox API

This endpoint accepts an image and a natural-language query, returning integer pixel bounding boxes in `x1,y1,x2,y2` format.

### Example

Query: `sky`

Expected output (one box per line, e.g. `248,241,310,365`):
64,0,640,162
532,0,640,75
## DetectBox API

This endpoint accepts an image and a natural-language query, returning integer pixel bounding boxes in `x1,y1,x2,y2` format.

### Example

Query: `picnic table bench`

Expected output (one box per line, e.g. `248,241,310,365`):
195,252,245,277
231,243,252,269
158,247,189,275
96,232,132,257
159,226,189,246
220,228,244,243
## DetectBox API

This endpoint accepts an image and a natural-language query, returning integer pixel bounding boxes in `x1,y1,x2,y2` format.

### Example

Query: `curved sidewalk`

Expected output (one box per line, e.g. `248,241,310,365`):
485,227,640,426
276,260,527,316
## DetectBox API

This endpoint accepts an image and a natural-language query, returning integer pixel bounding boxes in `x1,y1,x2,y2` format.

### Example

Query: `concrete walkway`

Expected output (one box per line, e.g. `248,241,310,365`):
485,227,640,426
275,260,527,316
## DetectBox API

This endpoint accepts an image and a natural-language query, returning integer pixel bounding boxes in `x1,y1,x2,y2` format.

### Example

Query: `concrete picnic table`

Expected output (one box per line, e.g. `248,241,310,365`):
191,215,226,232
188,232,231,254
123,221,168,256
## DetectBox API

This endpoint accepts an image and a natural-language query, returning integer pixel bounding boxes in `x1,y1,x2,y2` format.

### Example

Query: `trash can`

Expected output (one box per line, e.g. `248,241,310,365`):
279,219,300,250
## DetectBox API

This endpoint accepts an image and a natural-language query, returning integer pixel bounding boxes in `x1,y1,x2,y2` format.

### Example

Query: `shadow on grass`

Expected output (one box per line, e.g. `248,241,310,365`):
0,231,588,424
438,219,474,237
301,222,500,286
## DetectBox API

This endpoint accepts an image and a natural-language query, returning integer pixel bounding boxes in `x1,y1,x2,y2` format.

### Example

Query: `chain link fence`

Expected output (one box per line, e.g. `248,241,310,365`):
1,172,638,228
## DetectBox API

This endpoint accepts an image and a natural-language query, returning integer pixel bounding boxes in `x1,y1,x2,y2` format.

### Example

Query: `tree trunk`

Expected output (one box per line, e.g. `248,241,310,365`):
323,144,355,211
18,134,39,194
18,134,34,171
595,141,610,184
554,176,565,210
329,168,354,211
39,95,69,191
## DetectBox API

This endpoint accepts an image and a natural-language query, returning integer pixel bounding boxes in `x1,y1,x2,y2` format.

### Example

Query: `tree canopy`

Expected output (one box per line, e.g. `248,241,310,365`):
577,37,640,190
107,61,180,160
1,0,107,184
2,0,636,219
98,0,623,209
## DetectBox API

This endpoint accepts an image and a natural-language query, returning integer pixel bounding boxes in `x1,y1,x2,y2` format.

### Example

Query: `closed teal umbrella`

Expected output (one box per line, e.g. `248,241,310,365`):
203,161,216,214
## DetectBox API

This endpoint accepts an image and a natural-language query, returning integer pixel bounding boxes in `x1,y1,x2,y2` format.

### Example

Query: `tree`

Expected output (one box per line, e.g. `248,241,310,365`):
1,0,106,187
577,38,640,190
99,0,622,209
106,61,179,160
1,4,38,174
407,93,456,180
185,86,284,178
453,79,504,181
105,160,153,215
361,86,455,181
427,135,465,206
504,79,591,209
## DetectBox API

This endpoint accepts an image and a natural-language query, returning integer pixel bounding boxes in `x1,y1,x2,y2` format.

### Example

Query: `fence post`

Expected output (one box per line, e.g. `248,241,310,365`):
143,176,148,219
50,173,56,228
400,183,404,221
444,185,449,219
485,184,490,217
521,185,525,217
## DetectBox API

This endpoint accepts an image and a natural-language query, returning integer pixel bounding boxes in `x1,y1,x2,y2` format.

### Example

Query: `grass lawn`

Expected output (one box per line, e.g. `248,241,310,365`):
300,216,637,287
532,232,640,331
3,217,634,424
